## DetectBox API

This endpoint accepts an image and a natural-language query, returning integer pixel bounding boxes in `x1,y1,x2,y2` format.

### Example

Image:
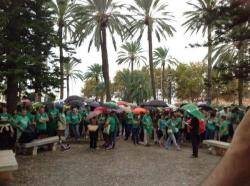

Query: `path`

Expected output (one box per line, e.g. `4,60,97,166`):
11,139,220,186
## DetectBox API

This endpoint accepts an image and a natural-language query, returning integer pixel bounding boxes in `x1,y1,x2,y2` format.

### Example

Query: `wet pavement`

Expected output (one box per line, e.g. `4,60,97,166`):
11,139,220,186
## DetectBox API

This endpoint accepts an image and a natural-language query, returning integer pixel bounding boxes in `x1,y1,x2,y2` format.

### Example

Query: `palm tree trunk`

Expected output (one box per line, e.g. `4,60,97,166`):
67,75,69,98
148,26,156,100
207,25,212,104
131,60,134,73
100,26,111,101
161,62,165,101
59,23,64,99
238,78,243,106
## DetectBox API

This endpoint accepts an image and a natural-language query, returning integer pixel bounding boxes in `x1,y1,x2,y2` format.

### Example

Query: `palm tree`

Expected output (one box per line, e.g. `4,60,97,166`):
116,41,146,72
50,0,78,99
183,0,218,104
73,0,131,101
64,58,84,97
129,0,175,99
84,64,103,84
153,47,178,102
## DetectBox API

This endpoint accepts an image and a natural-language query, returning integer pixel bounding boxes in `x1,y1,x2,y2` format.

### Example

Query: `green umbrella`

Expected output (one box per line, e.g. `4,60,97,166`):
102,102,120,110
181,104,205,120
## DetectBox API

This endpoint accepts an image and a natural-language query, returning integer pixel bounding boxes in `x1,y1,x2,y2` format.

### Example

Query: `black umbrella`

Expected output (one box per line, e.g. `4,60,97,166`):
67,100,84,108
65,95,84,104
141,100,168,107
86,101,100,108
198,104,213,112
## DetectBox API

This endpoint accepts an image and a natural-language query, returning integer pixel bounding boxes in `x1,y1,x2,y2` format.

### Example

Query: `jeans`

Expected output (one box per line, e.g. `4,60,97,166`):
71,124,80,140
109,132,116,148
89,131,98,149
205,129,215,140
191,133,200,157
125,124,132,139
65,125,70,139
165,133,180,149
132,127,139,144
143,129,149,145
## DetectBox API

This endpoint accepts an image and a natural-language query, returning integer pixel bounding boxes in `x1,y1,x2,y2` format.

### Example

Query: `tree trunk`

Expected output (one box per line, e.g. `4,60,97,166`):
207,25,212,104
131,60,134,73
100,26,111,101
147,26,156,100
238,78,243,106
161,62,165,101
59,23,64,99
168,80,172,104
6,76,18,113
67,75,69,98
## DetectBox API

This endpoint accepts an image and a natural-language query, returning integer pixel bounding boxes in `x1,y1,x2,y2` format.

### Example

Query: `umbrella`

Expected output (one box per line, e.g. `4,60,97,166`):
21,99,31,106
32,102,44,110
65,95,84,103
102,102,120,110
87,101,100,108
198,104,213,112
117,101,130,106
94,106,108,113
86,110,102,120
181,104,205,120
132,107,148,114
67,100,84,108
120,105,131,113
141,100,168,107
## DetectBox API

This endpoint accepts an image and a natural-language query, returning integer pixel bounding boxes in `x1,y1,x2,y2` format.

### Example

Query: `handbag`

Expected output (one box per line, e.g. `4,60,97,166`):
103,125,110,135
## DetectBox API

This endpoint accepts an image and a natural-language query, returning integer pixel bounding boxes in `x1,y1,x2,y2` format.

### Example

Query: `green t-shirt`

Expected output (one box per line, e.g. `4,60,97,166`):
166,119,176,131
0,113,11,125
220,120,230,136
10,115,18,127
158,119,166,130
16,115,30,131
36,113,48,131
126,112,134,125
206,119,216,131
26,112,35,124
71,114,81,125
107,116,116,133
142,115,153,134
66,114,71,124
175,117,182,129
49,108,59,121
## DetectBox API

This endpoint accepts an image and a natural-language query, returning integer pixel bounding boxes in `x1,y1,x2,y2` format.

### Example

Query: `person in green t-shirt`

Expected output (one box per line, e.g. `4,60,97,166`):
36,107,49,136
125,112,133,140
15,110,30,141
220,115,230,142
70,108,81,141
165,114,180,150
131,114,140,145
57,107,70,151
157,114,167,147
142,112,153,146
205,112,216,140
47,104,59,136
65,109,71,140
0,107,11,125
106,111,117,150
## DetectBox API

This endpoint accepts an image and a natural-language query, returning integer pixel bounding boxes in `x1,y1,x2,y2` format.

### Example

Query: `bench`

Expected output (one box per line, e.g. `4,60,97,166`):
0,150,18,184
21,136,59,156
203,140,230,156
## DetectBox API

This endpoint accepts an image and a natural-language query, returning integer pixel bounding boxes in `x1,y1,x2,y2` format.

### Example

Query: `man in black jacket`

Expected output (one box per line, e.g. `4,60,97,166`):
190,116,200,158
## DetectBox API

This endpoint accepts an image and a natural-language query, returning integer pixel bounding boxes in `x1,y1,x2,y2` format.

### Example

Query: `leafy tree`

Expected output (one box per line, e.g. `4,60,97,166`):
183,0,218,104
74,0,131,101
0,0,57,112
113,69,151,104
49,0,78,99
129,0,175,99
64,57,84,97
174,63,206,102
81,79,105,101
153,47,178,102
116,41,146,72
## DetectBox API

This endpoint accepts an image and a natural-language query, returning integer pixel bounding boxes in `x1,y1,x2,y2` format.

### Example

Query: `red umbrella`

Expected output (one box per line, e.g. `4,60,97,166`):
132,107,148,114
117,101,130,106
94,106,108,113
86,110,102,120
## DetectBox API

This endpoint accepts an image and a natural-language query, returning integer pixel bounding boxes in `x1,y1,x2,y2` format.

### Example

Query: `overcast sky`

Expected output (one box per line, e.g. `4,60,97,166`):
65,0,207,98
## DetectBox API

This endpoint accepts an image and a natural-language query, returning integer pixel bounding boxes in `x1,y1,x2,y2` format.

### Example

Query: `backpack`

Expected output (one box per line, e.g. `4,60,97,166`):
199,120,206,134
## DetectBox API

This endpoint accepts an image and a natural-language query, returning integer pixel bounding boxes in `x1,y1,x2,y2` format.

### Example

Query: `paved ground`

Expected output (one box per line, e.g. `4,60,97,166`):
11,139,220,186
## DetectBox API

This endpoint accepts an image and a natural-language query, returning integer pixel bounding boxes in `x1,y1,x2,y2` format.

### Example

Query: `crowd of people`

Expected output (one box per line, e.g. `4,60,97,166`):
0,102,247,158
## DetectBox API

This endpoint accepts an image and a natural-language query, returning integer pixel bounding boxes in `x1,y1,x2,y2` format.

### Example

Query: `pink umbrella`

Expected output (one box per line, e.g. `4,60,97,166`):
94,106,108,113
86,110,102,120
117,101,130,106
